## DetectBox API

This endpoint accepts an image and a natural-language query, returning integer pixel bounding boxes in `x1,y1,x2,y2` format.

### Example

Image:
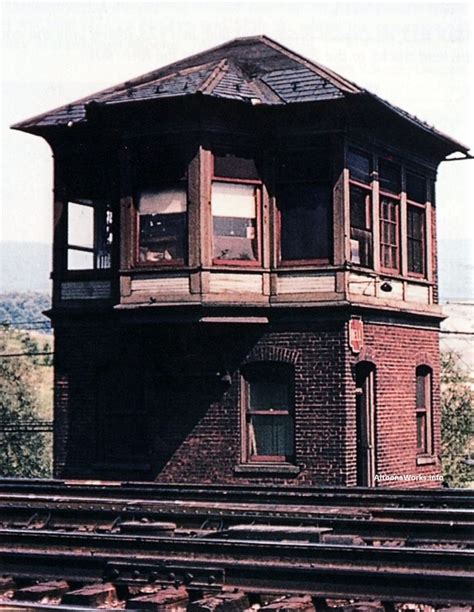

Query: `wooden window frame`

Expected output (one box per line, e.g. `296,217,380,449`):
276,179,333,267
379,192,401,274
406,200,427,279
240,364,295,464
211,158,263,268
133,181,188,268
415,366,433,456
66,199,113,272
348,149,373,270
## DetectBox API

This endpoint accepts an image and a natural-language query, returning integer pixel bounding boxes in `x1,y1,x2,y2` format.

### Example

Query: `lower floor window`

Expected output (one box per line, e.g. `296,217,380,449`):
416,366,433,455
242,363,294,462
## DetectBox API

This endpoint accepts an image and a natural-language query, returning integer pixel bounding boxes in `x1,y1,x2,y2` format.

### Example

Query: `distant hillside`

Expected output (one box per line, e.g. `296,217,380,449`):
0,242,51,293
0,292,51,330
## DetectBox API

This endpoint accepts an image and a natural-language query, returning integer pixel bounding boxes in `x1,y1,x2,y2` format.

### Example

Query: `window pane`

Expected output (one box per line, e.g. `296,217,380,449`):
348,149,372,184
407,173,426,203
416,374,426,408
138,186,187,263
68,249,94,270
68,202,94,249
249,414,294,457
249,381,289,411
379,159,401,194
214,153,260,180
212,182,257,261
279,183,332,261
416,412,426,452
408,206,425,274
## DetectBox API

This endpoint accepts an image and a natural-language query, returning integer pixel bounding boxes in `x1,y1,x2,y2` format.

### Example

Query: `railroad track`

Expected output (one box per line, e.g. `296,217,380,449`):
0,480,472,609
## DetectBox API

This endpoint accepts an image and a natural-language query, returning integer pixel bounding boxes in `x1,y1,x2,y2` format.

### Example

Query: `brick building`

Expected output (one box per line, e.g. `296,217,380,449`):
13,36,470,486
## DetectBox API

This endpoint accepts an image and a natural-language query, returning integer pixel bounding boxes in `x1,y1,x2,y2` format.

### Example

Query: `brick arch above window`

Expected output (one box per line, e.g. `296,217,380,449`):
414,353,436,370
242,346,301,366
354,348,377,365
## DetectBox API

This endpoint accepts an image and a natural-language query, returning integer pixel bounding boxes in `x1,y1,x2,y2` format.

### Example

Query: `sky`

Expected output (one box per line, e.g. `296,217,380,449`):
1,0,473,248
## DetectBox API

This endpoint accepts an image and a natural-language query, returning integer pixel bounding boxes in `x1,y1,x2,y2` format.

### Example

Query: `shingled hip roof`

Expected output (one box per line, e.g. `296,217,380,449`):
11,35,469,155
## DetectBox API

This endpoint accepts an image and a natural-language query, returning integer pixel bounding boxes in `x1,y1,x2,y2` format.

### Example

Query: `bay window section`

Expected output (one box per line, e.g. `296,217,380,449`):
212,152,261,265
138,186,187,264
379,160,401,272
242,363,294,462
407,173,427,276
67,199,113,270
348,149,373,268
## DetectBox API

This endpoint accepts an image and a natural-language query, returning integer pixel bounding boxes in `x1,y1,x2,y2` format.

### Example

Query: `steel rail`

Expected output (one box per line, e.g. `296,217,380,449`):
1,499,473,543
0,546,472,605
0,479,471,508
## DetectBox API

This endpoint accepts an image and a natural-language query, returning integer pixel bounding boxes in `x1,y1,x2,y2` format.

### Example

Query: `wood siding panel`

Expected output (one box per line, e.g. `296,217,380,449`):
61,281,112,300
277,273,336,294
405,283,430,304
209,272,263,294
131,275,190,294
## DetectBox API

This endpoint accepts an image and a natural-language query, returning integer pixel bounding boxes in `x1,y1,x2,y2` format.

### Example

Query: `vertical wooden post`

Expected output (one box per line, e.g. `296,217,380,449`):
372,156,380,273
52,148,67,304
400,168,408,277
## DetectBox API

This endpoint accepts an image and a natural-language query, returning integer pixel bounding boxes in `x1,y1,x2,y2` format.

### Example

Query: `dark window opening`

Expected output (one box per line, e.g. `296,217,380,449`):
214,152,260,180
278,183,332,262
67,199,113,270
379,159,401,194
350,184,373,268
380,197,399,271
407,172,427,204
348,149,372,184
242,363,294,462
416,366,433,455
407,205,425,275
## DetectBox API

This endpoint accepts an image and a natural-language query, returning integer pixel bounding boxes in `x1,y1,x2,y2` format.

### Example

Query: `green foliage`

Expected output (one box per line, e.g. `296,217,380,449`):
0,325,52,477
441,352,473,488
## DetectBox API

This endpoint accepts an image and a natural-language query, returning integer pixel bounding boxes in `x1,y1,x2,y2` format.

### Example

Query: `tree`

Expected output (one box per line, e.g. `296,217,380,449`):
441,351,473,488
0,325,51,477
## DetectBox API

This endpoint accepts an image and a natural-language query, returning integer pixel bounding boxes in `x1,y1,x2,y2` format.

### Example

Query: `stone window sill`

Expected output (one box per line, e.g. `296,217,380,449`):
416,455,437,466
234,463,300,476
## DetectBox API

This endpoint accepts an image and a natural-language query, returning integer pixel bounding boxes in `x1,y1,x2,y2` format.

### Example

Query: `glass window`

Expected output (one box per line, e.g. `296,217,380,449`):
380,197,399,271
278,183,332,262
243,363,294,462
350,184,373,267
214,153,260,180
212,182,258,262
407,205,425,275
67,200,113,270
407,173,426,204
416,367,432,455
138,185,187,263
348,149,372,184
379,159,401,194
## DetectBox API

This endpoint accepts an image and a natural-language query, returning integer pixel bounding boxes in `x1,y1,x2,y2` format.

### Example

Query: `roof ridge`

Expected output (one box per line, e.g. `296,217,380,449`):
257,35,361,94
199,59,230,94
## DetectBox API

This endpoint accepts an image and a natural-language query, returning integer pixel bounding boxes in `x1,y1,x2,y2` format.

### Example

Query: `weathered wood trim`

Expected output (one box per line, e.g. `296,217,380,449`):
200,147,213,267
333,135,345,266
372,170,381,272
342,167,351,263
119,143,134,275
187,147,201,268
52,151,67,303
400,169,408,277
425,187,433,284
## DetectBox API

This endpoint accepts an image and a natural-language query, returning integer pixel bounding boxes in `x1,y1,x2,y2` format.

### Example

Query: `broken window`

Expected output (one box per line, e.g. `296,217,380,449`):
407,173,427,276
138,186,187,263
67,199,113,270
136,147,190,265
242,363,294,462
416,366,433,455
277,148,332,263
348,149,373,268
212,152,261,264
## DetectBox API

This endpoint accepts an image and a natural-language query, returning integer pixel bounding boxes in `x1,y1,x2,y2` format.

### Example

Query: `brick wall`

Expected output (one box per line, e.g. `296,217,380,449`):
53,315,441,487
